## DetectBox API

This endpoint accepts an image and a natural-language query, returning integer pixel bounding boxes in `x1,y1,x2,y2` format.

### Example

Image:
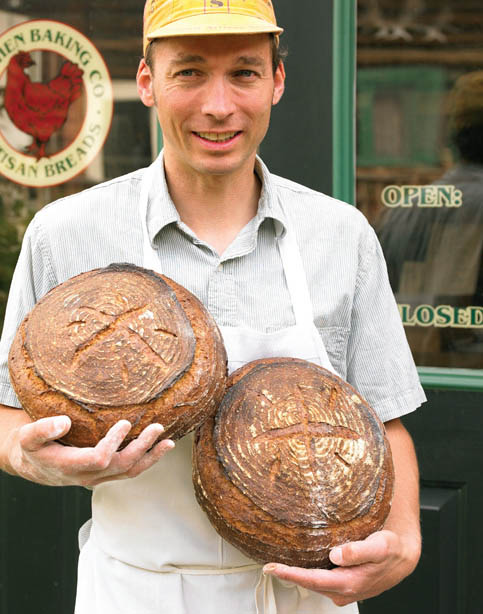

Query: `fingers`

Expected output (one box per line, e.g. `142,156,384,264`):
49,419,132,474
264,563,331,586
17,417,175,486
263,563,360,605
263,562,362,605
92,420,133,465
112,423,174,475
127,437,175,476
92,434,175,485
120,423,166,459
20,416,72,452
330,531,395,567
78,422,175,484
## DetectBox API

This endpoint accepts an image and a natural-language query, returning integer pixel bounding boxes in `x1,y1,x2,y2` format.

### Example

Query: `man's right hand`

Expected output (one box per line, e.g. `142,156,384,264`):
1,409,174,487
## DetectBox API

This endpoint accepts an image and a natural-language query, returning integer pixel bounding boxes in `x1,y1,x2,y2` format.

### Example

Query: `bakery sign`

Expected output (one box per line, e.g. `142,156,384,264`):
0,20,113,188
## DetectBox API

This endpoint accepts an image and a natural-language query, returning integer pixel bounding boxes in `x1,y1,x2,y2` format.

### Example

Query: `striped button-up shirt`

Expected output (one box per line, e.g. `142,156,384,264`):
0,155,425,422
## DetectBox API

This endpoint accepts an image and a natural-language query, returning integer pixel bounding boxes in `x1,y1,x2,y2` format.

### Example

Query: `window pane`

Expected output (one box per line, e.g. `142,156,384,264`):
0,2,154,329
356,0,483,368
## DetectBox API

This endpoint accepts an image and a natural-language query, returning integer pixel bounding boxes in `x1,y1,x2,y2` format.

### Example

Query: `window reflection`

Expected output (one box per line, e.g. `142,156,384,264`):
357,0,483,368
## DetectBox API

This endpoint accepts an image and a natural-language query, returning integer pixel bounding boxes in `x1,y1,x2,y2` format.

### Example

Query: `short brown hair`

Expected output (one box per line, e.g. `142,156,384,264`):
144,33,287,75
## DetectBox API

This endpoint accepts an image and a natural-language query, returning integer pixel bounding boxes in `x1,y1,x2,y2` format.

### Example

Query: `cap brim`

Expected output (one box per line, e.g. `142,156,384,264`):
146,12,283,41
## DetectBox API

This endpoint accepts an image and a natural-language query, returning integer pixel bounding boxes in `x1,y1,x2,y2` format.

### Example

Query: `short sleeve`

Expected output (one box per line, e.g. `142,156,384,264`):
346,223,426,422
0,216,57,408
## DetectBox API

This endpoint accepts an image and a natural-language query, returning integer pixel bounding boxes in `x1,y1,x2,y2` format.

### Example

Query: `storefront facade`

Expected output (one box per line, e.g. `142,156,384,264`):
0,1,481,612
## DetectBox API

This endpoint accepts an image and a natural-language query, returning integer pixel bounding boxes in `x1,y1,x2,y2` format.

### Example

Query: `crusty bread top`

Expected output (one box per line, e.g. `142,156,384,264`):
24,263,195,407
214,358,391,528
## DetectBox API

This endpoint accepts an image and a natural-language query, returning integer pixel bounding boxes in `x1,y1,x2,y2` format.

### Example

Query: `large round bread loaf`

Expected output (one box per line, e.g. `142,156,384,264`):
8,263,227,447
193,358,394,568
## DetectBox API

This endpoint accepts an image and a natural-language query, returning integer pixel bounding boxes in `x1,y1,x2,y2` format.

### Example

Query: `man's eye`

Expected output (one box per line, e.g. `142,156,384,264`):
177,69,196,77
235,70,257,78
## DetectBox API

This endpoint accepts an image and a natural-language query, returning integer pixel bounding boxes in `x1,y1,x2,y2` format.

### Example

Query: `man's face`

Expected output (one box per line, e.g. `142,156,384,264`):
137,34,285,179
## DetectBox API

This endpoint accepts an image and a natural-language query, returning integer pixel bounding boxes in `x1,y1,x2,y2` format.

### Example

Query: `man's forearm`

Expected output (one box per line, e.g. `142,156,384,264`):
384,418,421,564
0,404,32,475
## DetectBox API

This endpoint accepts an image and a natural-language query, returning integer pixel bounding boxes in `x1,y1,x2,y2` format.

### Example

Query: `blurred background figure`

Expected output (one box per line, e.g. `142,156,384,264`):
376,70,483,367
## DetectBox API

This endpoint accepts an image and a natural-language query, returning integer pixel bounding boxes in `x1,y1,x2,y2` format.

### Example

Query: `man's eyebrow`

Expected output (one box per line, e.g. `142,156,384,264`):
236,55,265,67
168,54,266,67
169,54,206,66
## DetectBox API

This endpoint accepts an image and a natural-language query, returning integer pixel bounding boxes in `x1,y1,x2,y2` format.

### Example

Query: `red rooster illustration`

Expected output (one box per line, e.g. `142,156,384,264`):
4,51,84,160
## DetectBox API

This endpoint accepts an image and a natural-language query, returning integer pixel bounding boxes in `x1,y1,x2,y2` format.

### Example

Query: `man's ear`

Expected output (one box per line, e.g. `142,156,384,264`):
272,61,285,106
137,58,155,107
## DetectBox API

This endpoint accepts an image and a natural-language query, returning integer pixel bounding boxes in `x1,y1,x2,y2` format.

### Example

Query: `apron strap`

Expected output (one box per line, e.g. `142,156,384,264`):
276,227,315,327
158,566,310,614
276,220,337,374
256,572,277,614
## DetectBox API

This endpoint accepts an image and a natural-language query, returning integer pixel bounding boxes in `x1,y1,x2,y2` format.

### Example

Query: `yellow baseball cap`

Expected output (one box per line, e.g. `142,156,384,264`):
143,0,283,54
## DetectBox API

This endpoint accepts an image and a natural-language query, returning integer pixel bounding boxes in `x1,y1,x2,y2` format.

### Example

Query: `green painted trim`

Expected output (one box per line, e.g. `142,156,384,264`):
418,367,483,391
332,0,356,205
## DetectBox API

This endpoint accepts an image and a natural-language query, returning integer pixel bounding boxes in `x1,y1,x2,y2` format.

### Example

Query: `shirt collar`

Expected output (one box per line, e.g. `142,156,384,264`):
145,153,180,245
145,151,288,245
254,155,287,239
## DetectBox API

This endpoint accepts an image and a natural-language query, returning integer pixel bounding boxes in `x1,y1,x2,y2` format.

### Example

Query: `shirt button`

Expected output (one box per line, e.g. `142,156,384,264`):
217,263,223,271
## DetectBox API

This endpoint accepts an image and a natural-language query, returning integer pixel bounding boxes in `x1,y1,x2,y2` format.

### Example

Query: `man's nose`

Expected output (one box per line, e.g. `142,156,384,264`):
200,77,236,120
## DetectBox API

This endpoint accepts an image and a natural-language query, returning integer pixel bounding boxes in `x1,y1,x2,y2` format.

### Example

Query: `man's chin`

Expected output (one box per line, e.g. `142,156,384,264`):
190,156,254,178
164,148,256,179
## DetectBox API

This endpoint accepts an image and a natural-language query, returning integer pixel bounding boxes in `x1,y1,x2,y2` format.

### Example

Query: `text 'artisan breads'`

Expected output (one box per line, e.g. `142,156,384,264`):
9,263,227,447
193,358,394,568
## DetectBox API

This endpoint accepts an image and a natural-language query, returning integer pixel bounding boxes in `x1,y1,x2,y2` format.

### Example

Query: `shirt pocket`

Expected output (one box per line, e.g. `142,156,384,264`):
316,326,350,380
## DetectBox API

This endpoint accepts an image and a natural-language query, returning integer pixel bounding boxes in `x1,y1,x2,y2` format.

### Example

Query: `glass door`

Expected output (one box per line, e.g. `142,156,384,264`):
355,0,483,378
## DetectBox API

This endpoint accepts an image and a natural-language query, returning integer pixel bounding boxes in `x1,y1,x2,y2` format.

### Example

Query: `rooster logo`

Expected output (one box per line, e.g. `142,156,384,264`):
4,51,84,160
0,19,112,188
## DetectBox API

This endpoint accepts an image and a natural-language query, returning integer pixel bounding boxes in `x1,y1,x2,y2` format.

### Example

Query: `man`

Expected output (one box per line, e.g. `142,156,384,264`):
0,1,424,612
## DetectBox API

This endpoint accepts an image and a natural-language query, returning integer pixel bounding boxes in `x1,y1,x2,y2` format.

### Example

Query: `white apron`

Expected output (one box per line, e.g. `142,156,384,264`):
75,160,359,614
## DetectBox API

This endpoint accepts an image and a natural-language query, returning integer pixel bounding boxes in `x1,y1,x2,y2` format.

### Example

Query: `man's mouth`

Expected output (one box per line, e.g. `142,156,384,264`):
194,131,241,142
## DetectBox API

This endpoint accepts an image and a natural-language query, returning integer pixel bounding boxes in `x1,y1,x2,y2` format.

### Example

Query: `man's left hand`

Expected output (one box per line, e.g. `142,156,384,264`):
263,528,421,606
264,419,422,606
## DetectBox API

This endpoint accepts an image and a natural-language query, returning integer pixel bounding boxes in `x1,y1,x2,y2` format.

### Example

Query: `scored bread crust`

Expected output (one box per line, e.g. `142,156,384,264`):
193,357,394,568
8,264,227,447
